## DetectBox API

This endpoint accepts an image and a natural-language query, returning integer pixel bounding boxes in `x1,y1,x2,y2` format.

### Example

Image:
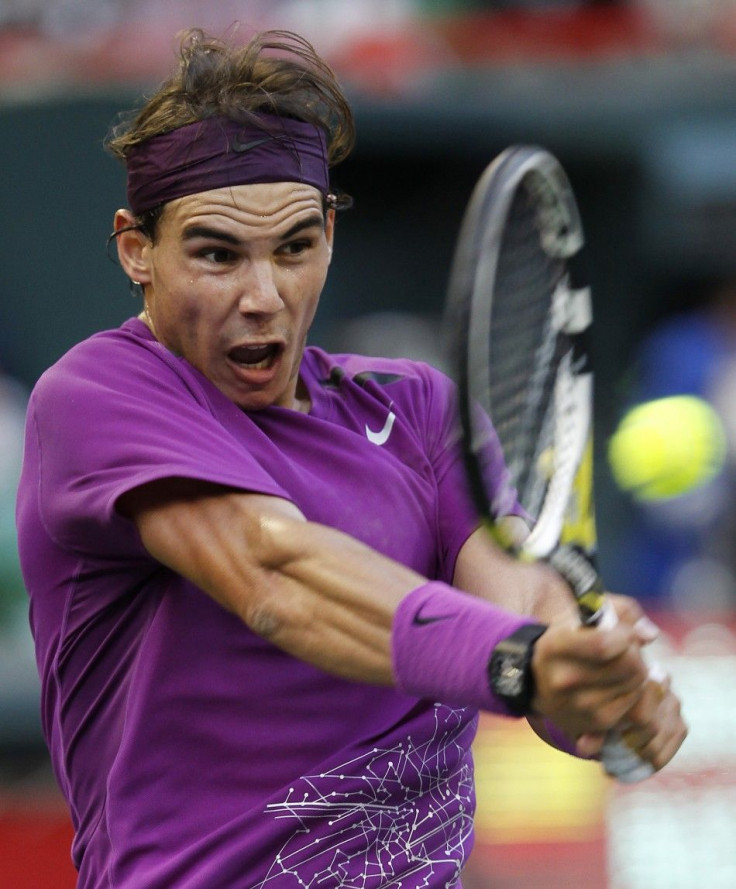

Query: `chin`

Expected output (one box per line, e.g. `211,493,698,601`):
232,391,278,412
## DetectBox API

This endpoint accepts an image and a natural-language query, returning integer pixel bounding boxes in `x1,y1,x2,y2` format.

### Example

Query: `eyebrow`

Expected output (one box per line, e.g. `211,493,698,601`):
181,214,325,246
182,225,242,246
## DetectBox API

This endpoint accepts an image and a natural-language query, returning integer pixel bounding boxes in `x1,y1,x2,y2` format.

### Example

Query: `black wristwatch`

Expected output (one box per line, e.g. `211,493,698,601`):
488,623,548,717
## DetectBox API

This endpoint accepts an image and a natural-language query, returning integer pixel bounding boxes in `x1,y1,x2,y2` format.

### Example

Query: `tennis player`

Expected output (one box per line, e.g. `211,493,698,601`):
16,28,686,889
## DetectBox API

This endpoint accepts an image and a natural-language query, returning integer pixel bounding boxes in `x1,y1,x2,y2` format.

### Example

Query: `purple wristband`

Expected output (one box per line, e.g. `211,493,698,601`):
391,581,540,717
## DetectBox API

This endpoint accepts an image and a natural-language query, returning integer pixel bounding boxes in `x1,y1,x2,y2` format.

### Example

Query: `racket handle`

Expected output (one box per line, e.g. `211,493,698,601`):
592,600,666,784
600,730,655,783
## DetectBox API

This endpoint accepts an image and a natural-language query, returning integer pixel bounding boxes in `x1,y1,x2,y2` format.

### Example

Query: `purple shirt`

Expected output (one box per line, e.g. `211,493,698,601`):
17,318,519,888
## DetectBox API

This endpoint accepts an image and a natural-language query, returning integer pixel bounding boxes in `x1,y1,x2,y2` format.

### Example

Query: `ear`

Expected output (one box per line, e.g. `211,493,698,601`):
114,209,152,285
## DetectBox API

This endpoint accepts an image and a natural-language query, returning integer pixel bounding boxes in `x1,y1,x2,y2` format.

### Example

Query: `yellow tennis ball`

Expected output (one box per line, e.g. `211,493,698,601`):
608,395,727,501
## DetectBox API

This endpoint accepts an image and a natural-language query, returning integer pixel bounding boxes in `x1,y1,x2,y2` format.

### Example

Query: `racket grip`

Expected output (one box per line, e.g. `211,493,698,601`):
593,601,666,784
600,730,655,783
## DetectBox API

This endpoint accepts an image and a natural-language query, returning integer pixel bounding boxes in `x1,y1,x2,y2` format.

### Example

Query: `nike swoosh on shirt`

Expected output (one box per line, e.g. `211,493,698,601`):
365,410,396,446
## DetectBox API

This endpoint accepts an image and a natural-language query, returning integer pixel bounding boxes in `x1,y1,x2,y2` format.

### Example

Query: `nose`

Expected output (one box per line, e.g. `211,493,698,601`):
237,259,285,316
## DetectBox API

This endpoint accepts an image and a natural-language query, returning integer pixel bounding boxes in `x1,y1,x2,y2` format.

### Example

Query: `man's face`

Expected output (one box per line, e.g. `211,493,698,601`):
137,181,334,411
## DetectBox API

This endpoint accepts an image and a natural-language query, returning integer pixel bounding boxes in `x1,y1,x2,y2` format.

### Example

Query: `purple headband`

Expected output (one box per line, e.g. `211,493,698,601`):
126,114,330,215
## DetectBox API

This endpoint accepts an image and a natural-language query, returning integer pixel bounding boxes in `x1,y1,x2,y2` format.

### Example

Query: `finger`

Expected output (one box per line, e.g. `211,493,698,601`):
624,689,688,771
533,644,650,732
597,686,649,732
576,731,606,758
580,683,679,764
606,598,661,647
579,689,669,761
653,713,689,770
558,682,647,739
621,674,670,734
543,621,646,672
607,593,646,628
633,615,660,645
570,641,651,695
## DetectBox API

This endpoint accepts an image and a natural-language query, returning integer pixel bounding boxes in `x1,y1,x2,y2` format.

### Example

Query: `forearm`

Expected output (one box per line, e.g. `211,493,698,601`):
125,479,424,684
452,526,578,624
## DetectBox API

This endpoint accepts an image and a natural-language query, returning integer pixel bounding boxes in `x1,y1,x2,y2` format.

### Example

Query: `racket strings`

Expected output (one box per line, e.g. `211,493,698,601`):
484,185,568,521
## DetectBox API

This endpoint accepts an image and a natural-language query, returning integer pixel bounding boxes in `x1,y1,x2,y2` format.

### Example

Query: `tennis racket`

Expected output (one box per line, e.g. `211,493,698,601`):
444,145,659,783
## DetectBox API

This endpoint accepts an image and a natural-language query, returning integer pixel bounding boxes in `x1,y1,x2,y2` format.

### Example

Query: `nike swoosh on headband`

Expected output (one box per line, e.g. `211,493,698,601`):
231,134,276,153
126,115,330,215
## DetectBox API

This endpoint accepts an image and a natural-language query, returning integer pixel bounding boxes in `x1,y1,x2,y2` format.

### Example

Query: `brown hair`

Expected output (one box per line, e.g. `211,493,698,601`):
106,28,355,242
106,28,355,167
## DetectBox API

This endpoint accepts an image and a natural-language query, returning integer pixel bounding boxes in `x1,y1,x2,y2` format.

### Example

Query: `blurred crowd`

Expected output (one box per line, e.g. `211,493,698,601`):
612,278,736,616
0,1,620,36
2,0,736,98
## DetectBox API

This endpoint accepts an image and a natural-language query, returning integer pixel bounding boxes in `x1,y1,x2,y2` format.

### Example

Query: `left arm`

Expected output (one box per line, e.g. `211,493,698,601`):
452,526,687,771
452,525,578,623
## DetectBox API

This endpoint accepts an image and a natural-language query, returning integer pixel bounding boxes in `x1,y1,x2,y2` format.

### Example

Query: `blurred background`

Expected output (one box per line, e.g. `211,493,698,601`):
1,1,736,886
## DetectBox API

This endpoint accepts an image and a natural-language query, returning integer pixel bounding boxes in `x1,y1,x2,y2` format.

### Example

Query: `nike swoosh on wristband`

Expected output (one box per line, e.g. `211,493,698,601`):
365,410,396,446
231,134,275,153
412,606,457,627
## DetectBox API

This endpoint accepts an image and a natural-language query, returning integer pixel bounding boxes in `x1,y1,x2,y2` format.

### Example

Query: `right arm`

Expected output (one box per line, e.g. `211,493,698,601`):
121,478,424,685
120,476,651,738
120,479,424,685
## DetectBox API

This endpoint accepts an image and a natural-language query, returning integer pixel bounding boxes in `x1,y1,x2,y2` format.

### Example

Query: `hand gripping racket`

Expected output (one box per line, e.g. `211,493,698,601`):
444,145,660,783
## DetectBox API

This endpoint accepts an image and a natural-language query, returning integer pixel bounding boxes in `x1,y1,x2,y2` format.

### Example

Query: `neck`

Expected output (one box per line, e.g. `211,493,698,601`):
138,307,157,338
293,377,311,413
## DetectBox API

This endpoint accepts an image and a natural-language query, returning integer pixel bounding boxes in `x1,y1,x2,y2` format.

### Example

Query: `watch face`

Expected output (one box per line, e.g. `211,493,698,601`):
489,624,546,716
494,653,524,696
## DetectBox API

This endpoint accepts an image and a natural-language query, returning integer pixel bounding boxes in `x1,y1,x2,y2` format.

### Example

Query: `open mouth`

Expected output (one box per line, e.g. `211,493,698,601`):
227,343,281,370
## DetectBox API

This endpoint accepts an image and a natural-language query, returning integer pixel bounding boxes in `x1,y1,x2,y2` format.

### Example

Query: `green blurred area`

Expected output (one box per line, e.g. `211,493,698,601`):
0,378,27,630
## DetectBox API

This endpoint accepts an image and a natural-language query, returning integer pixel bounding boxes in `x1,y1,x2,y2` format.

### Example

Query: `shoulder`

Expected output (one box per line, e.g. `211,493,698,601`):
41,318,169,373
31,318,199,409
303,347,459,452
304,345,453,393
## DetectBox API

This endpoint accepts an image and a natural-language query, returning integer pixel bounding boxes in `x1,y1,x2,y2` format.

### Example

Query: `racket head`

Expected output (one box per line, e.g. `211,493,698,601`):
445,146,605,624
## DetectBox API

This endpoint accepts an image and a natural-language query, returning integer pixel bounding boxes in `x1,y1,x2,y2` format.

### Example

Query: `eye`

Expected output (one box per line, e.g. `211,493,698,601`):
201,247,236,264
278,238,313,258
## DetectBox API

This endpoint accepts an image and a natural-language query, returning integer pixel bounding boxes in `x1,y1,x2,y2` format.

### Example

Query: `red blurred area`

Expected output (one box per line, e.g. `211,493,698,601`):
436,6,661,63
2,5,735,95
0,792,76,888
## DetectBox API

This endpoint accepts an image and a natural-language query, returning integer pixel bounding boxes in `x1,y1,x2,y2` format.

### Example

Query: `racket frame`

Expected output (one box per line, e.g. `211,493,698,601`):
446,145,656,783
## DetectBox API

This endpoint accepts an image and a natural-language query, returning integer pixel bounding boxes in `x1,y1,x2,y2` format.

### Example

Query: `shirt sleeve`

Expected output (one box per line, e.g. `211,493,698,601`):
29,332,289,557
412,364,522,580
